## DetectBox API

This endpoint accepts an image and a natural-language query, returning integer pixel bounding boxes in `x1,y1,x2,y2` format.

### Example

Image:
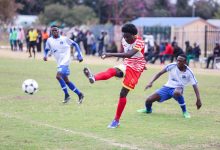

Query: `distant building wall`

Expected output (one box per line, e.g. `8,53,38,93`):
172,19,220,56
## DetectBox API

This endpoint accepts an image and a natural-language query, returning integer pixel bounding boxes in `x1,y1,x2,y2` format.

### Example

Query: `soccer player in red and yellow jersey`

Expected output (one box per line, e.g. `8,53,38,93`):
83,24,146,128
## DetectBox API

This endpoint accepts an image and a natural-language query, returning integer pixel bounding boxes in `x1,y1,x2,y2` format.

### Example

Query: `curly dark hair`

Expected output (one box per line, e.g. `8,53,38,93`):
178,54,187,60
51,25,58,28
121,23,138,35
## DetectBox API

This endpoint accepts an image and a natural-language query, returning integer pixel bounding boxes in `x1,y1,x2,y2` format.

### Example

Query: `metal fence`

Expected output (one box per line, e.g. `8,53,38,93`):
143,26,171,43
173,26,220,57
204,26,220,57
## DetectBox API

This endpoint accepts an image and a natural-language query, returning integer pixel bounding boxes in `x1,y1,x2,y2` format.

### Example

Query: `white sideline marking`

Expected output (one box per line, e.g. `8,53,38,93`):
0,112,141,150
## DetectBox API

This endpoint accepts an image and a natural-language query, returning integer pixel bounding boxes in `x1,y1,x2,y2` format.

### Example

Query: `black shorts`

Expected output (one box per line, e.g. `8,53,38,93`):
29,41,36,48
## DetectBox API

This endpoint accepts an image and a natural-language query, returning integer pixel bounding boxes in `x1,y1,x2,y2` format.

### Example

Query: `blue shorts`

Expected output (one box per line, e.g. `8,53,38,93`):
57,65,70,76
156,86,183,102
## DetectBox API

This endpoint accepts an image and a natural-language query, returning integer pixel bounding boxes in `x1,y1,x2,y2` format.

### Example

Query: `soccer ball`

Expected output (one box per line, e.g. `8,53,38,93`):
22,79,38,95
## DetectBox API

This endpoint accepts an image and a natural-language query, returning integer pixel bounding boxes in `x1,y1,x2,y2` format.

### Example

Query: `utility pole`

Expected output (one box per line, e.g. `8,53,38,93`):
192,0,196,17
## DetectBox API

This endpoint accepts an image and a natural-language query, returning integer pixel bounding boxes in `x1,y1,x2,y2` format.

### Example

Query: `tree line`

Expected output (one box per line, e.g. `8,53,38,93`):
1,0,220,26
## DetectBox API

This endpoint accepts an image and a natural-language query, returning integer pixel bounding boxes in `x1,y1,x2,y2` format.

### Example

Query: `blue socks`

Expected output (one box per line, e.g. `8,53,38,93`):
175,95,186,112
145,102,152,112
57,78,69,95
66,81,81,96
57,76,81,97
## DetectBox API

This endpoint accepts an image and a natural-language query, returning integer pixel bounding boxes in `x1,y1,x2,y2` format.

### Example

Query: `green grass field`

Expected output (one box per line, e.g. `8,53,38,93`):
0,57,220,150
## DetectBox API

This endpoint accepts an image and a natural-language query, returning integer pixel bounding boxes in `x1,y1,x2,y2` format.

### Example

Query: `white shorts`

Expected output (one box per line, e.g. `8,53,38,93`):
113,64,126,77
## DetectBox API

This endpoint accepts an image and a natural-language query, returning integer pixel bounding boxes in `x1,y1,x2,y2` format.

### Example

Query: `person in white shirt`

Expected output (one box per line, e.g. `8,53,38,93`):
137,54,202,118
44,25,84,104
17,28,25,51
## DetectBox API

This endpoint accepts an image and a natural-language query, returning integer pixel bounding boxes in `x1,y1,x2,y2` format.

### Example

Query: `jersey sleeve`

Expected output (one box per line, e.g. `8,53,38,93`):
133,39,145,51
65,37,74,45
165,63,176,71
45,39,51,50
66,37,83,61
188,70,198,85
44,39,51,57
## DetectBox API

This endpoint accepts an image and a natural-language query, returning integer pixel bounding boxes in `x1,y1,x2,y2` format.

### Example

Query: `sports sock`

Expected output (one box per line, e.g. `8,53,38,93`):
114,97,127,121
57,78,68,95
94,68,117,81
175,95,186,112
66,81,81,96
145,101,152,112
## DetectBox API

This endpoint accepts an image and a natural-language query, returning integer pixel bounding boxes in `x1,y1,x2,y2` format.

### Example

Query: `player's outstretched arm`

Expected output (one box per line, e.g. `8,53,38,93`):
43,49,50,61
72,41,83,62
101,49,138,59
145,69,166,90
192,84,202,109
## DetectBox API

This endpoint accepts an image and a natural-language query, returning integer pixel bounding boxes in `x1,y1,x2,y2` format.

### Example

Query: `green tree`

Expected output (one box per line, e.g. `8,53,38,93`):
16,0,44,15
175,0,191,17
38,4,68,25
102,0,154,24
152,0,174,17
64,5,98,26
43,0,78,8
39,4,97,26
152,9,171,17
0,0,22,24
194,0,219,19
214,8,220,18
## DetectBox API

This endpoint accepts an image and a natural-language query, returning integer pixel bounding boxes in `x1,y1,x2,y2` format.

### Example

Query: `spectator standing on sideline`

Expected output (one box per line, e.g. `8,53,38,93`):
87,31,96,55
171,36,177,47
12,28,18,51
150,41,160,64
82,31,88,55
9,28,13,51
25,29,30,52
192,42,201,67
36,29,42,53
98,31,105,56
185,41,194,66
17,28,25,51
28,28,38,58
206,42,220,69
103,31,110,53
42,29,49,49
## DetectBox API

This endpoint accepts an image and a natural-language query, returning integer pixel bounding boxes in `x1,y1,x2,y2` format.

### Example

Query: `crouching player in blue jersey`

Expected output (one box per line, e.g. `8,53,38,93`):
137,54,202,118
44,25,84,104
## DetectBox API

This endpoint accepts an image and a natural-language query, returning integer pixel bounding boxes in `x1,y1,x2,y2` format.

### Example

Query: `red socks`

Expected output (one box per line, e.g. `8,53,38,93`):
94,68,126,122
114,97,127,121
94,68,117,81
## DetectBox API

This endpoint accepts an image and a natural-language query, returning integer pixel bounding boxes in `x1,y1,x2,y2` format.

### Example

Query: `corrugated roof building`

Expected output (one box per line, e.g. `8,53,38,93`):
131,17,219,56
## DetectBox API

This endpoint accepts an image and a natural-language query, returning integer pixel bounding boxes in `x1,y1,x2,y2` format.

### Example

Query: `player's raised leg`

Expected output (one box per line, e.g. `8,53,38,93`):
83,67,95,83
84,67,119,84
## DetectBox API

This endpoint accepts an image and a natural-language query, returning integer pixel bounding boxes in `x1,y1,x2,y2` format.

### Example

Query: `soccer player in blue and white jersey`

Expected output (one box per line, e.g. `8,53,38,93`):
44,25,84,104
137,54,202,118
